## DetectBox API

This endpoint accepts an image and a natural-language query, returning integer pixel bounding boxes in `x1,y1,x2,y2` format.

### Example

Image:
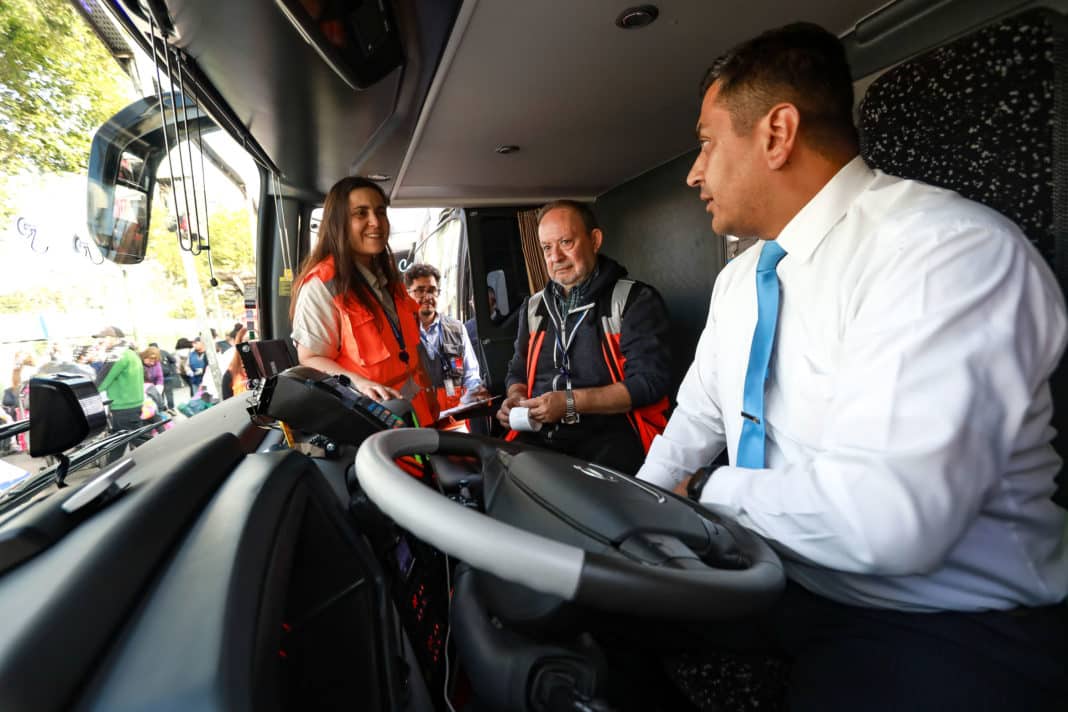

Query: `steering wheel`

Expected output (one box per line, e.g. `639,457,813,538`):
356,429,784,620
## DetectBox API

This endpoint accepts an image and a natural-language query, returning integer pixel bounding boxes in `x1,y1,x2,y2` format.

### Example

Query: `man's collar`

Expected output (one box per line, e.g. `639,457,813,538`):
419,313,440,333
551,263,600,302
773,155,876,264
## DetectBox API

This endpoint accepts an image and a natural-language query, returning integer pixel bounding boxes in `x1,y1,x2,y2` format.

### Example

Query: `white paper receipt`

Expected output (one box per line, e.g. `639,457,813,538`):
508,406,543,432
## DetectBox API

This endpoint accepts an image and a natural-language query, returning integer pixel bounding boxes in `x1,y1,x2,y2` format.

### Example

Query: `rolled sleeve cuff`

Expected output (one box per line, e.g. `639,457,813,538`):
636,458,686,491
620,377,657,409
290,327,335,357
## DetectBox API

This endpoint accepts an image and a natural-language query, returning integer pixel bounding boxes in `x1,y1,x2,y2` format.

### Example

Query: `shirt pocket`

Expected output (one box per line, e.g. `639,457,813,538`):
345,309,391,367
770,359,834,449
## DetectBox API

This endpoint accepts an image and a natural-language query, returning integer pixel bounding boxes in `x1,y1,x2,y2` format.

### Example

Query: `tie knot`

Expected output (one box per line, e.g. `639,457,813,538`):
757,241,787,272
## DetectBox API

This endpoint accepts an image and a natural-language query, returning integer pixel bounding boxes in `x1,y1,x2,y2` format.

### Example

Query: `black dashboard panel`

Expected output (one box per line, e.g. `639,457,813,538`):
0,433,245,712
76,450,404,712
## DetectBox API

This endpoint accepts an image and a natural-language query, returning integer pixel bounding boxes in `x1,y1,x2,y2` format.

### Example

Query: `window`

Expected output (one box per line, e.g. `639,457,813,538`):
0,0,258,486
407,210,464,320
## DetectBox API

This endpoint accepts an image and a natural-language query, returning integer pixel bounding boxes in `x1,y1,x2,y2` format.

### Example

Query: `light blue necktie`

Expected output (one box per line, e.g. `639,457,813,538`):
736,240,787,468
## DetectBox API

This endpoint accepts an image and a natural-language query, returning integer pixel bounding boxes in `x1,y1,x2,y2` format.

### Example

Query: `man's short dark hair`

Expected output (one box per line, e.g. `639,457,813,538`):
536,200,600,233
404,263,441,287
700,23,857,154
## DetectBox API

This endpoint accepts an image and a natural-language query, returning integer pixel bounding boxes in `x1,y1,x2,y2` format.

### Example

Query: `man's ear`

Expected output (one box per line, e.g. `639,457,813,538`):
590,228,604,252
764,102,800,170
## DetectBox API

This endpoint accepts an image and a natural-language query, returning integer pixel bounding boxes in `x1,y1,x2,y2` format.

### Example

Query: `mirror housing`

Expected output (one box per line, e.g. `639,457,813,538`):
28,373,107,458
274,0,404,90
86,93,214,264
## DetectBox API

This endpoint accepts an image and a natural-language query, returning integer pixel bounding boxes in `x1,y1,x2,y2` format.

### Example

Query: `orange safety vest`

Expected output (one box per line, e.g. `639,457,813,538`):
511,279,669,451
302,258,439,427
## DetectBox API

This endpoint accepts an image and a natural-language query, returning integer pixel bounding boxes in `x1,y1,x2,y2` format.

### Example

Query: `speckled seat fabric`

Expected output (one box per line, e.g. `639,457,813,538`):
859,8,1062,266
676,10,1067,711
861,8,1068,509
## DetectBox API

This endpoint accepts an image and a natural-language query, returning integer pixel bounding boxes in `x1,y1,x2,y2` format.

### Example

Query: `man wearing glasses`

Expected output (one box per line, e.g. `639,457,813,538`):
404,264,489,413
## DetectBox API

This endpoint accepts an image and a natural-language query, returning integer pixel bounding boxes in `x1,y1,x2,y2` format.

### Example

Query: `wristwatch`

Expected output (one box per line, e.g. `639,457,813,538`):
563,385,580,424
686,467,715,501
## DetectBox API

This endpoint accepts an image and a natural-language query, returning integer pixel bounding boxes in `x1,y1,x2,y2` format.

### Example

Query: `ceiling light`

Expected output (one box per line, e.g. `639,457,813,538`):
616,5,659,29
367,173,391,181
495,145,520,155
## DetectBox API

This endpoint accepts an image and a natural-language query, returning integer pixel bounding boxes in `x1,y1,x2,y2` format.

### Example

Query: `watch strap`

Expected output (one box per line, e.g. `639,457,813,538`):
686,466,715,501
564,386,579,424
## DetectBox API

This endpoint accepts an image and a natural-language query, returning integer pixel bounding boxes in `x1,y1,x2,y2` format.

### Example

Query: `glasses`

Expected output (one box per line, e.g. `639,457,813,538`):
409,286,439,297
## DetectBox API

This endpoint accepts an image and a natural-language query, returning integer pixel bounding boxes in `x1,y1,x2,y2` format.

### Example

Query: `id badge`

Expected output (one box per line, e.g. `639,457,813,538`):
444,378,456,397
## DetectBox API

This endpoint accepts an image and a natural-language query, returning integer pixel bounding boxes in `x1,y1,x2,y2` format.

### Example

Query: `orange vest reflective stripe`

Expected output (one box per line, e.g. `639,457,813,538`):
302,258,438,426
508,281,668,451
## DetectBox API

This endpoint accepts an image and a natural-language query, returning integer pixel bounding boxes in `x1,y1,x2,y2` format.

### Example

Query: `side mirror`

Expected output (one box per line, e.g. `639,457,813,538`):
86,93,214,264
28,373,107,457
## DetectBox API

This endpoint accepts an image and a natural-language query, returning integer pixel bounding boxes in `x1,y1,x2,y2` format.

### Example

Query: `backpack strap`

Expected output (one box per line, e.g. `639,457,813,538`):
598,278,636,337
527,291,546,335
594,279,669,452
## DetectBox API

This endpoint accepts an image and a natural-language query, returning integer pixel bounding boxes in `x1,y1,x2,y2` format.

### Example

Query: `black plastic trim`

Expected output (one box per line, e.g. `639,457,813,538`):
574,518,785,621
0,433,245,712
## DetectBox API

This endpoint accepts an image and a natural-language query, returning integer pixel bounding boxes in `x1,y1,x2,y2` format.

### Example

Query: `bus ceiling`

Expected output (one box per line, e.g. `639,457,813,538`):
84,0,1057,211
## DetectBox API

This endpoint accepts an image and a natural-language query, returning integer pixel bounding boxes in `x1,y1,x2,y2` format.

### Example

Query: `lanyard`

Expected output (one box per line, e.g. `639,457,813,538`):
369,288,409,363
544,296,593,390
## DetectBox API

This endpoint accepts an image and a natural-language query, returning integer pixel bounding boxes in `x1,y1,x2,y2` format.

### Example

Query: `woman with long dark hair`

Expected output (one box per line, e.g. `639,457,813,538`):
290,176,437,425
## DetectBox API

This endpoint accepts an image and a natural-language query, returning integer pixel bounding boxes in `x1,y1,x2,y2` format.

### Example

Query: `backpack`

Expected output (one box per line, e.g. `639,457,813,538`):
159,350,178,378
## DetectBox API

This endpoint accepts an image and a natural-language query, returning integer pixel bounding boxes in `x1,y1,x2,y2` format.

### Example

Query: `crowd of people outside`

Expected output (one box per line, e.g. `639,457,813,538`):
0,322,251,461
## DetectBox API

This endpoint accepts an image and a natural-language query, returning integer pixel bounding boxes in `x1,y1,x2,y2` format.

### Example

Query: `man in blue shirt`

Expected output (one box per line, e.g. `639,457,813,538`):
404,264,488,414
187,338,208,396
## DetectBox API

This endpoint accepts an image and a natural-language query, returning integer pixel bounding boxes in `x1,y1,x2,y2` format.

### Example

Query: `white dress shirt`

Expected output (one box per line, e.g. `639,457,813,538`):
639,157,1068,612
420,314,483,393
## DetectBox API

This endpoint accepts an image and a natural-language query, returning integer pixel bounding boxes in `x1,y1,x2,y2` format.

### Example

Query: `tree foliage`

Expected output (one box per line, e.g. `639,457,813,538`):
0,286,70,313
146,197,255,318
0,0,133,176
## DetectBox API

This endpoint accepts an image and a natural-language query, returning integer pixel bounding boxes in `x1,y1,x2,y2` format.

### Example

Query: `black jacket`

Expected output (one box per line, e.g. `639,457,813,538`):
505,255,671,408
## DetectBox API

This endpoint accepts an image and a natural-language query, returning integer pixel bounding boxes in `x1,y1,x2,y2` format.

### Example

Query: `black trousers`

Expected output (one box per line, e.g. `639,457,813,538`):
669,582,1068,711
106,407,153,464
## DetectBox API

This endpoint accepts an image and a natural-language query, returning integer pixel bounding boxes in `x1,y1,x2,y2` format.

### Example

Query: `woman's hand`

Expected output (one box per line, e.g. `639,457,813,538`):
296,345,400,402
352,376,401,402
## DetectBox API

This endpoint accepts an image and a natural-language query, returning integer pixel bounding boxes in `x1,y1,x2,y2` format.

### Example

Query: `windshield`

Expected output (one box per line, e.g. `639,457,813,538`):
1,0,259,494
